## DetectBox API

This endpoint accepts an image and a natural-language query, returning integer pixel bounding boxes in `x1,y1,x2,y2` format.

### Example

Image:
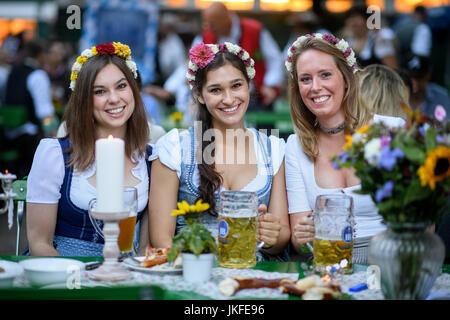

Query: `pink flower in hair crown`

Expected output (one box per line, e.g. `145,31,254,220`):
189,43,216,69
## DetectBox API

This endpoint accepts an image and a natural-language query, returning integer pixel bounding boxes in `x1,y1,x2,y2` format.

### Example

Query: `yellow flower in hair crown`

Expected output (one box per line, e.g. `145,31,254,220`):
69,42,137,91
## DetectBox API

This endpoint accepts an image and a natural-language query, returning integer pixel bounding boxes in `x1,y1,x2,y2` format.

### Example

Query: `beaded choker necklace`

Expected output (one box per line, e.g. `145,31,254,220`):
319,121,345,134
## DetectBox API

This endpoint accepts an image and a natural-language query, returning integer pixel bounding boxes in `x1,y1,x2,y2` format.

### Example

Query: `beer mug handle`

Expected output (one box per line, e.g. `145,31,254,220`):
88,198,105,240
256,212,265,250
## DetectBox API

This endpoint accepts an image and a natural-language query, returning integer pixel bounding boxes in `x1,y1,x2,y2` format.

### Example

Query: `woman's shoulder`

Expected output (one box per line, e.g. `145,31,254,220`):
286,133,298,145
37,138,63,153
285,134,310,160
252,128,285,144
156,128,183,146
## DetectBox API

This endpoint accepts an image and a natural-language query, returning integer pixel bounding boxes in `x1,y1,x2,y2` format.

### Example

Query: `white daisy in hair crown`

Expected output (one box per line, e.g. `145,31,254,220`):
285,33,358,75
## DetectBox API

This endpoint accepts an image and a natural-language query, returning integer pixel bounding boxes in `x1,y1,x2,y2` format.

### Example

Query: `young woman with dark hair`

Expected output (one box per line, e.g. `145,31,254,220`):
149,42,290,261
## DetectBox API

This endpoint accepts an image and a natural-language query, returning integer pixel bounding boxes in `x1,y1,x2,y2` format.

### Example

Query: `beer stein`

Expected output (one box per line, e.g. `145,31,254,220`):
312,194,355,273
217,191,264,268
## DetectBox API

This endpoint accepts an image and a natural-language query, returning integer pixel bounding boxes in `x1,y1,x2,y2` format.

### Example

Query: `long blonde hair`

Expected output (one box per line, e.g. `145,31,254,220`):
358,64,408,120
287,37,372,161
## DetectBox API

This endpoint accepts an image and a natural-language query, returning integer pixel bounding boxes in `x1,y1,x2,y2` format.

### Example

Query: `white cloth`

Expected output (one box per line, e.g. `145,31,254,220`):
192,14,284,88
26,138,149,213
150,128,285,192
373,114,406,127
285,115,405,239
411,23,432,57
158,32,186,80
348,29,396,62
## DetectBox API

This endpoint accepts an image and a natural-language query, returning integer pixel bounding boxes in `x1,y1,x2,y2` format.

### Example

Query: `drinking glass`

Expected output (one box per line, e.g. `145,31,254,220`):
88,186,138,258
217,190,264,268
312,194,355,274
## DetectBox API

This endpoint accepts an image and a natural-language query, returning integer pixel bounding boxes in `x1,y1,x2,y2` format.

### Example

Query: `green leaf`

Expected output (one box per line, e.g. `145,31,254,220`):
404,179,430,206
168,240,184,262
402,145,426,164
425,127,437,152
188,235,205,256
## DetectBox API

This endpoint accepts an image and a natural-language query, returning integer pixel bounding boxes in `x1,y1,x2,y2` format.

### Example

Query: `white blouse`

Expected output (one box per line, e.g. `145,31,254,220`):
285,115,405,239
150,128,286,192
26,138,149,212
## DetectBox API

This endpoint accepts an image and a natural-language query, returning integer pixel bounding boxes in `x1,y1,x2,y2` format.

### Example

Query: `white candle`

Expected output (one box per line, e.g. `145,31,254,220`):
95,135,124,212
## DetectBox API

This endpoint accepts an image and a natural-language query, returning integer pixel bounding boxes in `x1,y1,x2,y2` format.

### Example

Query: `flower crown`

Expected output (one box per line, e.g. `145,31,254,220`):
186,42,255,90
285,33,358,75
70,42,138,91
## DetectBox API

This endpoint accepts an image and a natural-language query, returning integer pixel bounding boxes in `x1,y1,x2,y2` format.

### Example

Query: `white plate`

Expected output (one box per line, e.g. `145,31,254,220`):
0,260,24,288
122,256,182,275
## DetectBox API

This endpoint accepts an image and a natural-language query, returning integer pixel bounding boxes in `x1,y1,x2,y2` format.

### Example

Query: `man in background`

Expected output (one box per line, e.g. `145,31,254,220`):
2,40,55,178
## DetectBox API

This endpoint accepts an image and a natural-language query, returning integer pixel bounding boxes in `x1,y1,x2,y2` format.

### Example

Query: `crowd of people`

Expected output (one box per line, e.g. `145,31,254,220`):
0,3,449,260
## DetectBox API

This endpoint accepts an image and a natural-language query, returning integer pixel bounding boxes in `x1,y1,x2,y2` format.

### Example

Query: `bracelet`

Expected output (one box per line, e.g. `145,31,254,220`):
262,243,274,250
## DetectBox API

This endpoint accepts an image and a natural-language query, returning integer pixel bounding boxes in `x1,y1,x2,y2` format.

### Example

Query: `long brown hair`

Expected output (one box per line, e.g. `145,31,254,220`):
62,54,149,170
287,37,372,161
192,51,251,214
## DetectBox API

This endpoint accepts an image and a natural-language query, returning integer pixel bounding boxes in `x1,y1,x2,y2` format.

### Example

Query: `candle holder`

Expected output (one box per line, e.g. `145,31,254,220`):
0,172,17,215
88,207,134,282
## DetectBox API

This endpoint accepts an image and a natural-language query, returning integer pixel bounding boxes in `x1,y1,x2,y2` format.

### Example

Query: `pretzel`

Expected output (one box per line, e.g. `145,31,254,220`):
140,246,170,268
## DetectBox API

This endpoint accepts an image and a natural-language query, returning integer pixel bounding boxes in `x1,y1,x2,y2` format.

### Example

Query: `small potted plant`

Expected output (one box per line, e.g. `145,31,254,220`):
168,199,218,283
332,105,449,299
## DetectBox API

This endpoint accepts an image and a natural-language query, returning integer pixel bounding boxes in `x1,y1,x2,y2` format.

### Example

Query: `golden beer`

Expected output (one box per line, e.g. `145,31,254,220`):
118,215,137,252
217,216,257,268
313,238,353,273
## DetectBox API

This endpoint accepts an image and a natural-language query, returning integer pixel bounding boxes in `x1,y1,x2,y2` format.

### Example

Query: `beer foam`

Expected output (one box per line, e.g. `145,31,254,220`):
220,209,257,218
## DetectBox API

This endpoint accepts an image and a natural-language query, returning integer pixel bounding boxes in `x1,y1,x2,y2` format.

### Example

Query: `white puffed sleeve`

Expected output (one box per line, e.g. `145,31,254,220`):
269,135,286,176
284,134,312,214
26,138,65,204
148,128,182,178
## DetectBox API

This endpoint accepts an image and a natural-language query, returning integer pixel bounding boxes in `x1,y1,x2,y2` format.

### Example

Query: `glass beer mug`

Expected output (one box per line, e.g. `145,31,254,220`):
312,194,355,273
217,191,264,268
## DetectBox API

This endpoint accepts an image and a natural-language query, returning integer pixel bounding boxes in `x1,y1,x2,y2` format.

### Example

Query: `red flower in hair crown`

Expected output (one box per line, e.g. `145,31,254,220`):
70,42,137,91
186,42,255,90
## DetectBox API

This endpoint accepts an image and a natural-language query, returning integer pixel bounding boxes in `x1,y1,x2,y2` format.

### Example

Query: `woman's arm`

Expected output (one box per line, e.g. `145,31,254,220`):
148,159,179,248
137,210,149,255
26,203,59,256
257,161,290,255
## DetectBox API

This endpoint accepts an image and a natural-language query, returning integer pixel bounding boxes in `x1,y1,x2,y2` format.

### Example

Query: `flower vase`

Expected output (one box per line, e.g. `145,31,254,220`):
182,253,214,283
368,222,445,299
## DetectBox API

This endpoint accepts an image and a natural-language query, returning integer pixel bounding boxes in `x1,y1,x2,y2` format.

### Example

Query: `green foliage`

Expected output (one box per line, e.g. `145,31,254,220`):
331,116,450,224
167,200,218,262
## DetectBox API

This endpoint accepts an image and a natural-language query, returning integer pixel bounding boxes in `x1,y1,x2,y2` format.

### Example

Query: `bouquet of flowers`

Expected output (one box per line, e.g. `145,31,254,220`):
332,105,450,224
167,199,218,262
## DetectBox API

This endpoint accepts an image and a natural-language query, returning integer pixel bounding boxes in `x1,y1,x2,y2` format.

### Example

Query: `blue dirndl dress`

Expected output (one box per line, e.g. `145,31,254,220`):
24,138,153,256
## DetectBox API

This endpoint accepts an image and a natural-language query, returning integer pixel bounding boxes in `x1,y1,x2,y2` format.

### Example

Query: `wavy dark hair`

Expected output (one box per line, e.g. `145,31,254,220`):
192,51,251,214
